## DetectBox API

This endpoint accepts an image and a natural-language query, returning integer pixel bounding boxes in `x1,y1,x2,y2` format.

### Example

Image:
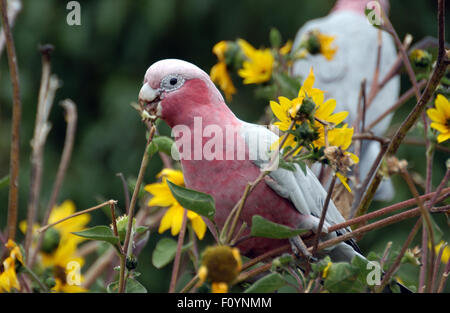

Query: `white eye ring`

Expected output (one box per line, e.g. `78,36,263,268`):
160,74,185,92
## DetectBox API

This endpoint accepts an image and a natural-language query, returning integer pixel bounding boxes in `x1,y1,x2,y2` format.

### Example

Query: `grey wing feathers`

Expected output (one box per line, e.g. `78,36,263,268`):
239,121,348,229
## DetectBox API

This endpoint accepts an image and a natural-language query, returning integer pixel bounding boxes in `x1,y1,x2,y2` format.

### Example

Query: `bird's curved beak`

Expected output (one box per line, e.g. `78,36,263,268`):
138,83,161,119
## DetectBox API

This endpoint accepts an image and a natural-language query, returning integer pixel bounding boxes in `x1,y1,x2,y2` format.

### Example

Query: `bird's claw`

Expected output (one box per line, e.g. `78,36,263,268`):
289,236,316,263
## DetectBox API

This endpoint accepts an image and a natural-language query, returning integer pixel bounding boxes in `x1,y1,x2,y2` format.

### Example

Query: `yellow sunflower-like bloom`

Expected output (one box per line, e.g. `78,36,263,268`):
237,39,274,84
427,94,450,143
0,240,23,293
20,201,90,293
145,169,207,240
270,68,349,152
317,32,337,61
210,41,236,101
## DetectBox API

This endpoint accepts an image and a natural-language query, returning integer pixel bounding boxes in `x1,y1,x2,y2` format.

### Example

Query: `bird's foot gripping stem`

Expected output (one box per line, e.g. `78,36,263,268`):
289,235,317,263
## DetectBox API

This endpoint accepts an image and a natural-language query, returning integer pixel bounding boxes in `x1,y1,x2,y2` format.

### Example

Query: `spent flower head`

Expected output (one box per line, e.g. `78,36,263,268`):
197,245,242,293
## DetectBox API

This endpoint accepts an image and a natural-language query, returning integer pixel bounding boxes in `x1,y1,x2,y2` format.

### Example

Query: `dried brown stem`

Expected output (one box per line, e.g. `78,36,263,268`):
376,218,422,293
38,200,117,233
356,0,447,219
312,174,337,255
119,125,156,293
1,0,22,241
169,209,188,293
30,99,77,267
366,79,427,132
25,49,58,263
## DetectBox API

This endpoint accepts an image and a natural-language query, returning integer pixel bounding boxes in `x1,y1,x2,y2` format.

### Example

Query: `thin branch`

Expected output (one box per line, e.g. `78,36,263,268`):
169,209,188,293
312,174,337,255
38,200,117,233
401,169,435,292
30,99,77,266
356,0,447,219
25,47,58,263
365,79,427,132
431,243,447,292
119,125,156,292
1,0,22,241
376,218,422,293
0,0,21,57
437,259,450,293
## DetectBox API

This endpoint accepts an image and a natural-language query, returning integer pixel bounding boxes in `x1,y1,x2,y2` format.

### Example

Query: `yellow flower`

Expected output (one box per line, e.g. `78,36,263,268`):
427,94,450,143
435,241,449,264
0,257,20,293
46,238,87,293
317,32,337,61
211,62,236,101
145,169,207,240
237,39,274,84
20,201,89,293
279,40,293,56
211,41,236,101
0,240,23,293
270,68,349,153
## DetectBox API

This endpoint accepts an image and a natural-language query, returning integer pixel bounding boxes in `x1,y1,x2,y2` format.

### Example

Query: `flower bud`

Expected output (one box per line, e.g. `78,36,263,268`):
126,255,138,270
410,49,432,68
305,30,321,55
41,228,61,254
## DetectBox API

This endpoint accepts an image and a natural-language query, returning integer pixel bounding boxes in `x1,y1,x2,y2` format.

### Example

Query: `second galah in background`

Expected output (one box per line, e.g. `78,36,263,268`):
292,0,399,201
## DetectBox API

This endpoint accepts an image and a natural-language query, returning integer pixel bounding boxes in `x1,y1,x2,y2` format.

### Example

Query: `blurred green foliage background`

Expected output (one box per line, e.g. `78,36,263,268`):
0,0,448,292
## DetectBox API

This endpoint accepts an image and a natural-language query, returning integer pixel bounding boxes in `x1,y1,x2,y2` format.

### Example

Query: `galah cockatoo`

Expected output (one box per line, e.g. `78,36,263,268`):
138,59,410,293
139,58,363,263
292,0,399,201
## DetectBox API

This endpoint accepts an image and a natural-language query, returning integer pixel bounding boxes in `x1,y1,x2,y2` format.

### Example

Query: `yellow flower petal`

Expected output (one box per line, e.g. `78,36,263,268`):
435,94,450,119
437,131,450,143
191,215,207,240
336,173,352,192
170,205,184,236
427,108,446,124
430,122,448,133
211,282,228,293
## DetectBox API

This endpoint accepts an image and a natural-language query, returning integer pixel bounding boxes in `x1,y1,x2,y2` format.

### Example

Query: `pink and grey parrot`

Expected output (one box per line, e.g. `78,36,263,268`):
138,59,410,292
292,0,399,201
139,59,363,262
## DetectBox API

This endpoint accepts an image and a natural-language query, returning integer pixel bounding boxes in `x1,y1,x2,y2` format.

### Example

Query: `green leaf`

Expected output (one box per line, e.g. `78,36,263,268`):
166,180,215,220
244,272,286,293
279,159,296,172
147,135,176,157
72,226,119,246
323,262,366,293
152,238,177,269
0,175,9,189
296,160,308,176
250,215,308,239
135,226,149,234
107,278,147,293
152,237,192,269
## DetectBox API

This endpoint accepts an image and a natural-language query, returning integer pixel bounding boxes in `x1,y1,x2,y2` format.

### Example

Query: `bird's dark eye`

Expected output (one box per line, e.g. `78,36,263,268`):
161,74,185,91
